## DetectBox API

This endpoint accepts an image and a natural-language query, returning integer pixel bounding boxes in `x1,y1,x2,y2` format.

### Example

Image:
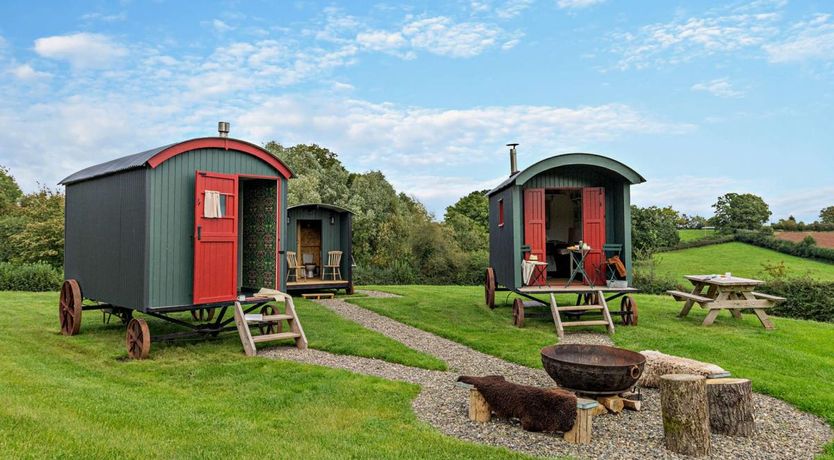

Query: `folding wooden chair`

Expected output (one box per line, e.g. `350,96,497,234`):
322,251,343,280
285,251,305,282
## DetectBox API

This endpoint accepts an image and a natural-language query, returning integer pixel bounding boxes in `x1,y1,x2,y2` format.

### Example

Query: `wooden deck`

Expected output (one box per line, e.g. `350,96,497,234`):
286,278,350,293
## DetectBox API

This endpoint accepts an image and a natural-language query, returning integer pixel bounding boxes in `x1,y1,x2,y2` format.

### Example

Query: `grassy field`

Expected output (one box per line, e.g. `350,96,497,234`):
678,228,717,242
0,292,533,459
356,285,834,458
651,242,834,282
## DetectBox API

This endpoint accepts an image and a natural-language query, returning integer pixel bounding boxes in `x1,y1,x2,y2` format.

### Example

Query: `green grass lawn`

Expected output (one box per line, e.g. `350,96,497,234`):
357,285,834,458
678,228,717,242
652,242,834,282
0,291,532,459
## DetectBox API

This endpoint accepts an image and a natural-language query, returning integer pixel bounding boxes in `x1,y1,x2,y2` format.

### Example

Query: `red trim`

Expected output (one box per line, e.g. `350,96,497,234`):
147,138,293,179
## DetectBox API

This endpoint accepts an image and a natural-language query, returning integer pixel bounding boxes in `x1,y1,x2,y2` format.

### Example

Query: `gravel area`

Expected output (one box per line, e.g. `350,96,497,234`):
356,289,402,298
261,298,832,460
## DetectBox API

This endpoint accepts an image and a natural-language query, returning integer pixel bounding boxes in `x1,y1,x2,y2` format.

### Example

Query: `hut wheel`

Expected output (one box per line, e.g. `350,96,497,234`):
512,298,525,328
125,318,151,359
190,307,215,322
620,295,639,326
484,267,496,309
258,305,283,335
59,279,83,336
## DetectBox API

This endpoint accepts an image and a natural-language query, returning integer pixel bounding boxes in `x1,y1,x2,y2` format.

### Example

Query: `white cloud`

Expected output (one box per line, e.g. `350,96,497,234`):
764,13,834,63
34,33,127,69
495,0,534,19
9,63,51,81
356,30,407,53
611,3,781,69
557,0,605,9
211,19,235,33
80,12,127,22
632,176,742,216
691,78,745,98
402,17,505,58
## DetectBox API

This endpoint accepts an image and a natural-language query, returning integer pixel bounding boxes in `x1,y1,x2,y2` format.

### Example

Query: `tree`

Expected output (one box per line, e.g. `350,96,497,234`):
631,205,680,258
821,206,834,224
0,165,23,214
712,193,771,232
680,214,708,229
444,190,489,230
9,186,65,268
265,142,350,207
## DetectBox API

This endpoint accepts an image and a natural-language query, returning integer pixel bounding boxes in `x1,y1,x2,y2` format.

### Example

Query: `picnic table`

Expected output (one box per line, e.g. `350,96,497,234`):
667,275,785,330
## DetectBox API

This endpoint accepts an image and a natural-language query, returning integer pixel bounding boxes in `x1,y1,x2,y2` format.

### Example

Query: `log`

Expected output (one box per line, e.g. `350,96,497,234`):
597,395,625,414
706,378,755,436
660,374,711,457
468,388,491,423
564,405,594,444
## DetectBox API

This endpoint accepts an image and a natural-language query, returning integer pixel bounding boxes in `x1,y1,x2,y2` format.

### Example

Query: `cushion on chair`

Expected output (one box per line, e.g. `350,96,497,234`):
607,255,627,278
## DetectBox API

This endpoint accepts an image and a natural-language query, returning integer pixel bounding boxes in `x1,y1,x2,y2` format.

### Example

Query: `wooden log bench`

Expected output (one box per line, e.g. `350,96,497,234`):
455,381,600,444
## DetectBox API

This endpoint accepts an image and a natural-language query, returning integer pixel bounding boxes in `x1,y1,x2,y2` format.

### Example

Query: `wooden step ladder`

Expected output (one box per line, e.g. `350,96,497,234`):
549,291,615,339
233,291,308,357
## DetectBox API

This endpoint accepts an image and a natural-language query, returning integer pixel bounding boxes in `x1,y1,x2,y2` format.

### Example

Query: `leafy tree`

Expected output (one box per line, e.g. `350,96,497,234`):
0,165,23,214
9,186,65,268
712,193,771,232
821,206,834,224
444,190,489,230
679,214,708,229
265,142,350,207
776,215,798,231
631,205,680,258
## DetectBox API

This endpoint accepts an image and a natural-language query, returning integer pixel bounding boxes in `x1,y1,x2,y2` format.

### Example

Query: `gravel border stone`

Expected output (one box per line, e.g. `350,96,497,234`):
260,298,832,460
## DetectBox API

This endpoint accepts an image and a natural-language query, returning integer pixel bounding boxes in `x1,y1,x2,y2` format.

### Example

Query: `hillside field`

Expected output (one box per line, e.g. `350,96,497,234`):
776,231,834,249
677,228,717,242
652,242,834,282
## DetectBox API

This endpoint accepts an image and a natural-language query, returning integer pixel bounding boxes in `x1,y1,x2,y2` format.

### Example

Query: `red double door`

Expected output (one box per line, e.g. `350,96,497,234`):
524,187,606,286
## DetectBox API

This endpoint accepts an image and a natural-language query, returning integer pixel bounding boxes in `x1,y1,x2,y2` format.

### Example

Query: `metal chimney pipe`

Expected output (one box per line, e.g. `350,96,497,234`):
218,121,230,138
507,143,519,176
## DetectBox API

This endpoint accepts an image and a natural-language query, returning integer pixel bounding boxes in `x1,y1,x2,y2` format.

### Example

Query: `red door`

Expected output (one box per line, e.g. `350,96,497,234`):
524,188,546,286
582,187,606,286
193,171,238,304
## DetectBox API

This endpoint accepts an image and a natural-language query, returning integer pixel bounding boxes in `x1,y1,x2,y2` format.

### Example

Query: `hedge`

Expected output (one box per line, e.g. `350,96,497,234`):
0,262,63,291
735,232,834,264
657,234,736,253
759,278,834,323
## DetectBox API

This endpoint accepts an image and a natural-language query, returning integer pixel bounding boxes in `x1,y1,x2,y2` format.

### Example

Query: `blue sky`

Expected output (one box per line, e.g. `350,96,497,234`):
1,0,832,221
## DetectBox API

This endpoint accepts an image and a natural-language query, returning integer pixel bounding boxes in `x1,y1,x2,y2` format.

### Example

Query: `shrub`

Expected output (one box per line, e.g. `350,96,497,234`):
657,234,736,253
772,221,834,232
632,257,681,294
759,278,834,323
0,262,63,291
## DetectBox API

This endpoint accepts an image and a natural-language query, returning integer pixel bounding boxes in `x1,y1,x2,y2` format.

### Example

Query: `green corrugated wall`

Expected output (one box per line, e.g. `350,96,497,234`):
147,148,285,307
285,207,348,274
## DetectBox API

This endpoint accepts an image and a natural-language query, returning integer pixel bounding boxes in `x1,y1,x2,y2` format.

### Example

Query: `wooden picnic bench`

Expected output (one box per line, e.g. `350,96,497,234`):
668,275,786,330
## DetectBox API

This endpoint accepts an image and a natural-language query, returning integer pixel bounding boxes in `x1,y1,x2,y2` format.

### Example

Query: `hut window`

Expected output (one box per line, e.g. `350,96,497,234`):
204,191,227,218
498,199,505,227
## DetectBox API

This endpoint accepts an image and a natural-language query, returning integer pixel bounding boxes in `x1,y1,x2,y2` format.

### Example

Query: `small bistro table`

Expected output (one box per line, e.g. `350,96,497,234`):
566,247,593,288
668,275,785,330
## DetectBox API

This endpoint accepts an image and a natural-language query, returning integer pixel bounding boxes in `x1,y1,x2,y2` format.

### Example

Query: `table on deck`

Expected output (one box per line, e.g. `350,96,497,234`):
671,275,784,330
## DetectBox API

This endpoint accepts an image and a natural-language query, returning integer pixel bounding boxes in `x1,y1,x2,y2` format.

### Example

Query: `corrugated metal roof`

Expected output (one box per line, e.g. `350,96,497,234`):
288,203,354,214
59,143,175,185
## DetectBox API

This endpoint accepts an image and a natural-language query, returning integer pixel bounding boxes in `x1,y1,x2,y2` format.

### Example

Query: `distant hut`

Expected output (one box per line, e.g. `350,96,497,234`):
285,204,354,295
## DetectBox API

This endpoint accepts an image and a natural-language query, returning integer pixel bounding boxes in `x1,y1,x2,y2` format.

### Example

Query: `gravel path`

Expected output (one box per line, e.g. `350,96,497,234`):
355,289,402,298
261,295,832,460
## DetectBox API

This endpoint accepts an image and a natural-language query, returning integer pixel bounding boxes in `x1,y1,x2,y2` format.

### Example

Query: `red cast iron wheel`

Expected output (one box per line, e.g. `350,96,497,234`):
485,267,496,309
125,318,151,360
512,298,525,328
59,280,83,336
620,295,639,326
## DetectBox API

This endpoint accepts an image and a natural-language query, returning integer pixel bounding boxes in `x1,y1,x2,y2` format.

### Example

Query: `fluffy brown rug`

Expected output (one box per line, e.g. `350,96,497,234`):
458,375,577,433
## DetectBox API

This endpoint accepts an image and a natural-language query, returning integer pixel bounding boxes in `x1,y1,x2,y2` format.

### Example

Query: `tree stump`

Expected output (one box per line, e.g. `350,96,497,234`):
706,378,755,436
468,388,491,422
660,374,711,457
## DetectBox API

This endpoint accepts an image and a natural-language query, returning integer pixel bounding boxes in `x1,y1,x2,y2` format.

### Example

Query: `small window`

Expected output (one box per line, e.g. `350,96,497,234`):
498,199,505,227
204,191,227,218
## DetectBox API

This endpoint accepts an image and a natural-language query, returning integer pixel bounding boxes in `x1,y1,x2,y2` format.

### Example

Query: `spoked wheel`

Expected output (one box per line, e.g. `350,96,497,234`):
258,305,283,335
190,307,215,322
620,295,639,326
512,298,525,328
485,267,496,309
582,292,598,305
59,280,83,336
125,318,151,359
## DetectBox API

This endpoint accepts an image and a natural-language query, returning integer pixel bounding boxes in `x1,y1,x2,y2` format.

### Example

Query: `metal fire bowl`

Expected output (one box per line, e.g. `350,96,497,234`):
541,344,646,395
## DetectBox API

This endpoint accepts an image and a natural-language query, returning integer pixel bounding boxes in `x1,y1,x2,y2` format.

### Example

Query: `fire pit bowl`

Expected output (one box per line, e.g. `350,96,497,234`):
541,344,646,395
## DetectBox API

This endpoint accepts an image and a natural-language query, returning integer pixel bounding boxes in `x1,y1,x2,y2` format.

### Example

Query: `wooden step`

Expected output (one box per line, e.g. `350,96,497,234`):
244,313,294,322
563,320,611,327
557,305,604,312
302,293,335,300
252,332,302,343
